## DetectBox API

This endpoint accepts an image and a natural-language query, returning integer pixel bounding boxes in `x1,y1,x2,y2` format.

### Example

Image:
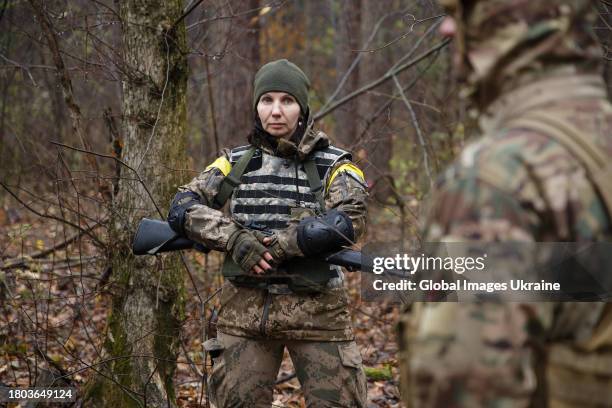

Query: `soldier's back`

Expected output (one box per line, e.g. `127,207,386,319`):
402,74,612,407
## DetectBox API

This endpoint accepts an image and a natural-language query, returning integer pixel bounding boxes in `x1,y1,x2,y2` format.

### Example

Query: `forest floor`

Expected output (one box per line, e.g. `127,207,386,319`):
0,199,407,408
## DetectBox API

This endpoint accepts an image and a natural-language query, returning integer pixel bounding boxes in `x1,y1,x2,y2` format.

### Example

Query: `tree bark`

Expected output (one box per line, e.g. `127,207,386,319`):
597,0,612,99
208,0,260,149
358,0,394,198
28,0,99,174
333,0,361,148
84,0,188,406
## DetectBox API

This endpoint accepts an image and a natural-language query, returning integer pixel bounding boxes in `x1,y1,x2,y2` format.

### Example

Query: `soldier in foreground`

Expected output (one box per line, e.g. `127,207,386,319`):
400,1,612,406
168,59,368,407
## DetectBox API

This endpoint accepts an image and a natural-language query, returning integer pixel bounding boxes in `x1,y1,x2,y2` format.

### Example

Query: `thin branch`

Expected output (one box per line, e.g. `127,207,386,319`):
1,223,104,269
389,16,444,72
320,8,407,113
180,337,203,378
319,14,444,123
0,182,105,248
49,141,164,218
314,38,450,121
28,0,99,175
392,74,433,188
172,0,206,30
2,257,102,271
186,1,286,31
356,14,445,53
356,47,442,146
180,253,204,305
0,52,37,86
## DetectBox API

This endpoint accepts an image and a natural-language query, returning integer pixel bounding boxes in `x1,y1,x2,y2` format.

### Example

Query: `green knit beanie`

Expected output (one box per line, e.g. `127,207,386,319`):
253,59,310,114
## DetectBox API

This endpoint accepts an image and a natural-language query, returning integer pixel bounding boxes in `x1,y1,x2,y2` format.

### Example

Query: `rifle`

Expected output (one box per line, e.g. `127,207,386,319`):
132,218,367,272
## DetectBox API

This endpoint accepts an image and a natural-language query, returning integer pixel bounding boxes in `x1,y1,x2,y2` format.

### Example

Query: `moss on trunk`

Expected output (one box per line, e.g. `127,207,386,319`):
84,0,189,406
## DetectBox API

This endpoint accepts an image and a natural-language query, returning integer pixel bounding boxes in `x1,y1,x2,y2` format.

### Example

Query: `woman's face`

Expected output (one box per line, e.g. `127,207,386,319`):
256,92,301,139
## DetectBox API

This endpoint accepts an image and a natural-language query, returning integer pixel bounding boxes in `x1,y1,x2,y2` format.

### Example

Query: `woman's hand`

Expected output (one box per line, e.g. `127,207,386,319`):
250,252,274,275
226,229,274,275
260,228,301,262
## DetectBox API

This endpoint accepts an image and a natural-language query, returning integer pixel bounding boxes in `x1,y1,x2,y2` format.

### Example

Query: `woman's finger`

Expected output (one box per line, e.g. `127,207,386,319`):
259,259,272,270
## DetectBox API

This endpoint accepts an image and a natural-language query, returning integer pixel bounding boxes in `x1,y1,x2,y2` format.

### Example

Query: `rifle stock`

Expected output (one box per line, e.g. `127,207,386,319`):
132,218,370,272
132,218,204,255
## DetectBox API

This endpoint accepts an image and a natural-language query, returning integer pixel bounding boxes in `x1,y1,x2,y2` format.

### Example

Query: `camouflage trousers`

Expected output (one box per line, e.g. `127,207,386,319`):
208,332,367,408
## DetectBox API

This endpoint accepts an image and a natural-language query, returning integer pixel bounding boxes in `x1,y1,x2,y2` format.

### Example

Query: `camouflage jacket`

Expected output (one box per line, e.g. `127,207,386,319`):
401,72,612,407
180,128,368,341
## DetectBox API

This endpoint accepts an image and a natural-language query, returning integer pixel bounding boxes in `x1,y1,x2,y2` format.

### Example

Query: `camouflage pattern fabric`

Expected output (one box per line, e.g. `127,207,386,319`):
179,127,367,342
400,1,612,406
438,0,602,109
208,332,366,408
226,142,351,231
401,81,612,407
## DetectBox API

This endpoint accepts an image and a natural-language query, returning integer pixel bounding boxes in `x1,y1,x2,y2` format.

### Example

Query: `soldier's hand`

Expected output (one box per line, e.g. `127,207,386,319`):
226,229,274,275
261,235,286,262
261,225,303,262
250,252,274,275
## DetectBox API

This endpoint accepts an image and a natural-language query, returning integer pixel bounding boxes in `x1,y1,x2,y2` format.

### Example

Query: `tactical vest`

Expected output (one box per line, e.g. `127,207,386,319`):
218,144,352,294
517,112,612,407
496,111,612,407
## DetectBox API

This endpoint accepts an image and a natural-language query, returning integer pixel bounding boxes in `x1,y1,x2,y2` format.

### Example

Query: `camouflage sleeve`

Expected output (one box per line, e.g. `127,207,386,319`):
178,149,237,252
325,159,369,242
404,173,550,407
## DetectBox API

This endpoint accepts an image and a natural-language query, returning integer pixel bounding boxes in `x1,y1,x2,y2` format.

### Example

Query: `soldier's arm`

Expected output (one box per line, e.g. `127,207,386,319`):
176,150,238,252
324,160,368,241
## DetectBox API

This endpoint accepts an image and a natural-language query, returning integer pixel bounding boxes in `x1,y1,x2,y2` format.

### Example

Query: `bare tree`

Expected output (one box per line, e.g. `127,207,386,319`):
207,0,260,149
333,0,361,147
358,0,395,198
83,0,189,406
597,0,612,99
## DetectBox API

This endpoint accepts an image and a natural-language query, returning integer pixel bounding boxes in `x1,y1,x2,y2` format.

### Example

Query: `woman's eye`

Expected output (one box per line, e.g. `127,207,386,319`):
282,98,295,105
261,97,273,103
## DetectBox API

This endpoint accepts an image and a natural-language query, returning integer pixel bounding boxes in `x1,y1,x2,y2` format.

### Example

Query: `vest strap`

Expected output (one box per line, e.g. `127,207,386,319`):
213,147,256,209
506,111,612,222
304,159,325,210
547,343,612,406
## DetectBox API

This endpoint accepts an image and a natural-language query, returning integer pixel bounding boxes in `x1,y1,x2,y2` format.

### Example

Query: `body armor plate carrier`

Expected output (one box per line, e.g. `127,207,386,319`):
215,144,352,293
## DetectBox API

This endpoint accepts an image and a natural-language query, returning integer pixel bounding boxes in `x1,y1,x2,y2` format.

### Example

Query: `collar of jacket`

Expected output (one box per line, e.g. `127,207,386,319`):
479,69,607,134
248,116,330,160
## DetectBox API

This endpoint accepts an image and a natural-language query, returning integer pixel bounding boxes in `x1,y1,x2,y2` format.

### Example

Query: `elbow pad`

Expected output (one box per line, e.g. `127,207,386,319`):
297,209,355,257
167,191,201,237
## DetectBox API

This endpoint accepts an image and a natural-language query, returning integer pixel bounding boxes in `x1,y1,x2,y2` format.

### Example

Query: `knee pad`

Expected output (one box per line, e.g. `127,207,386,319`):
297,209,355,256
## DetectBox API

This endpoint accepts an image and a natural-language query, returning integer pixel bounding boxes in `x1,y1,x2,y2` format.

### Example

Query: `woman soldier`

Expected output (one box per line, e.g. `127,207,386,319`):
167,59,368,407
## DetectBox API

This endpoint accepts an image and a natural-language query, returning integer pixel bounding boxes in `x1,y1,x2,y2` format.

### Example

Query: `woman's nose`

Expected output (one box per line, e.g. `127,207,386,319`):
271,101,282,115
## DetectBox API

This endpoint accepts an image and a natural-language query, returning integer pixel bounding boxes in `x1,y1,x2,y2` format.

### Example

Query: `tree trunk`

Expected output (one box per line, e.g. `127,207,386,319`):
333,0,361,148
84,0,188,406
358,0,394,198
208,0,260,149
597,0,612,99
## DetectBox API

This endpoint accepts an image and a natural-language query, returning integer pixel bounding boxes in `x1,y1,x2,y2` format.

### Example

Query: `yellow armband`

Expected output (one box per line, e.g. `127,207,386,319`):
205,156,232,176
326,163,365,192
